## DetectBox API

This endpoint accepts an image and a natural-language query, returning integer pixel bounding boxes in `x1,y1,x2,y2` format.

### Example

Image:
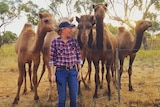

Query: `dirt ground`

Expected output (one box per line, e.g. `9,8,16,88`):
0,51,160,107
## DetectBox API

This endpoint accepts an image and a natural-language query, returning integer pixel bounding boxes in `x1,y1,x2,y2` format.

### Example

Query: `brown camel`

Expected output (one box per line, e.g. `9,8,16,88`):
13,12,54,104
15,23,34,94
92,3,118,100
116,20,152,91
76,15,106,94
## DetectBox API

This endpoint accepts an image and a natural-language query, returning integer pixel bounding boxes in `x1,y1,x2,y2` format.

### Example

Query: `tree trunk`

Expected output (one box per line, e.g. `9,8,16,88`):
142,34,149,50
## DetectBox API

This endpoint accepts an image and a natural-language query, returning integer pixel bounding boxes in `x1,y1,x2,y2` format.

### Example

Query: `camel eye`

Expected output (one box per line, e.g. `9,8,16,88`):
44,20,49,23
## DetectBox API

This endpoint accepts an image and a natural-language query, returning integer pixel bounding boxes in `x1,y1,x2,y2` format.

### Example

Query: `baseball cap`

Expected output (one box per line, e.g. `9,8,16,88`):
59,21,75,29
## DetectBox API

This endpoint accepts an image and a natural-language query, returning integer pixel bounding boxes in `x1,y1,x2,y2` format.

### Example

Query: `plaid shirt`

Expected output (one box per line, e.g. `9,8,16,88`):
49,37,82,66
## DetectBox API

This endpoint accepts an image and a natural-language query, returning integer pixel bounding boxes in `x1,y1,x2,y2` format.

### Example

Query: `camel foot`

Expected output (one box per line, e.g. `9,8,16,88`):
47,97,54,102
93,94,98,99
30,86,34,91
84,85,90,90
34,96,39,103
87,80,91,84
23,89,27,95
129,86,135,92
35,99,40,103
78,91,82,96
100,85,103,89
108,95,111,101
12,98,19,105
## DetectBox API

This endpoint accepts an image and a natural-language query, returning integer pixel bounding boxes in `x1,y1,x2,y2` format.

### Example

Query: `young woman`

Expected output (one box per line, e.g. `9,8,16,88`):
49,21,82,107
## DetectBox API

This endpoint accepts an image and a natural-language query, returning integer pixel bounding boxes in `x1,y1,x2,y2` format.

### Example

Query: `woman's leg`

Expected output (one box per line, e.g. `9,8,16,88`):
56,68,67,107
68,68,78,107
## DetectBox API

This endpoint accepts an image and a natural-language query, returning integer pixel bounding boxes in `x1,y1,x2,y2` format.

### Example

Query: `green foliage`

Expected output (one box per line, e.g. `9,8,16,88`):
1,31,17,44
74,0,106,14
107,23,118,35
0,0,22,29
20,1,48,25
0,2,9,14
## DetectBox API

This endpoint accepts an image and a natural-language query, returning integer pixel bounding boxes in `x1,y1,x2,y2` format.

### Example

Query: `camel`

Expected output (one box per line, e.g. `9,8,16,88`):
15,23,34,95
76,15,106,91
76,15,98,94
116,20,152,91
13,12,54,104
92,3,118,100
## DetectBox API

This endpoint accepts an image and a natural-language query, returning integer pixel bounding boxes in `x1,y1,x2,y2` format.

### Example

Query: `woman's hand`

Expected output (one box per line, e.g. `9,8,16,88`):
77,71,82,81
51,74,56,82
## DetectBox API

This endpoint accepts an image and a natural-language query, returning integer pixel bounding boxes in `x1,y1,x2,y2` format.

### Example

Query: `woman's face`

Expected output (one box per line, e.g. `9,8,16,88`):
62,27,72,38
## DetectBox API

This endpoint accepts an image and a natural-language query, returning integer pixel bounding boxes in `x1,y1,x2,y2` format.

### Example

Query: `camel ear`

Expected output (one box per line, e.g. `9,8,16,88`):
39,13,43,19
76,16,80,23
90,16,96,26
69,17,74,22
93,4,95,9
104,3,108,7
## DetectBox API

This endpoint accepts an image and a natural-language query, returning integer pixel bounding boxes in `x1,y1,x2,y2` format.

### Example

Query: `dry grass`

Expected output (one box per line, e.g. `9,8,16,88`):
0,44,160,107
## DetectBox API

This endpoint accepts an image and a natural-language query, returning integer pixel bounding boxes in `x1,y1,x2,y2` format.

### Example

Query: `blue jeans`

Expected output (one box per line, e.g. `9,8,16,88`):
55,67,78,107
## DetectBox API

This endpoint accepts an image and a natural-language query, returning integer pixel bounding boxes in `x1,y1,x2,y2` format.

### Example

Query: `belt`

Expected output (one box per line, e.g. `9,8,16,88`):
56,65,76,70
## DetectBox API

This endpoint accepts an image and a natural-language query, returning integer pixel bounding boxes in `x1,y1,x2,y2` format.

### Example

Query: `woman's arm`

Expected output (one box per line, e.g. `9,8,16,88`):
49,40,57,82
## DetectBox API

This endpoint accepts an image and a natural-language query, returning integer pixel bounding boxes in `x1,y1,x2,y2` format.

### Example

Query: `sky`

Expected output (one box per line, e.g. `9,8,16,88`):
4,0,153,36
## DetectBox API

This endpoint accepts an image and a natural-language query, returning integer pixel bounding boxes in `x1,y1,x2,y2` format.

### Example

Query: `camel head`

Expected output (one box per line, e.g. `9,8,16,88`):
93,3,108,19
37,12,55,34
118,26,126,33
76,15,95,49
135,20,152,32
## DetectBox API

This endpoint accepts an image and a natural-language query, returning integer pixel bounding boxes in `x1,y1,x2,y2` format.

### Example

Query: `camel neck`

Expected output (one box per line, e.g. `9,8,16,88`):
34,30,46,52
132,29,144,53
96,18,104,50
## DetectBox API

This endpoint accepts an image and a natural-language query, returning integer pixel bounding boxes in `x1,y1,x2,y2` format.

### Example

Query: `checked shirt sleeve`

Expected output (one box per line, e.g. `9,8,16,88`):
75,39,83,65
49,40,57,66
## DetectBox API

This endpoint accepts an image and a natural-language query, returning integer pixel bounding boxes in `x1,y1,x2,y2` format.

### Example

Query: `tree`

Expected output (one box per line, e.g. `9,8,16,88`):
21,1,48,25
107,23,118,35
1,31,17,44
46,0,74,18
107,0,160,49
74,0,105,14
0,0,22,32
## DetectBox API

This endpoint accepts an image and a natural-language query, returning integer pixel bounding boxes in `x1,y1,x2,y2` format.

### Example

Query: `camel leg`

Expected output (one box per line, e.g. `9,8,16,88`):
47,64,54,102
78,72,90,96
38,63,46,86
28,61,33,91
13,62,25,104
119,57,124,88
87,58,92,83
32,58,40,102
93,60,100,99
128,54,136,91
78,81,82,95
83,58,89,81
106,61,111,101
100,60,105,89
23,65,27,94
111,58,117,88
78,58,90,96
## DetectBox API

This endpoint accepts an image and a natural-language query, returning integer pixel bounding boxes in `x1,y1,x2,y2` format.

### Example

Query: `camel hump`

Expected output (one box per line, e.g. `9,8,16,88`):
15,23,36,54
